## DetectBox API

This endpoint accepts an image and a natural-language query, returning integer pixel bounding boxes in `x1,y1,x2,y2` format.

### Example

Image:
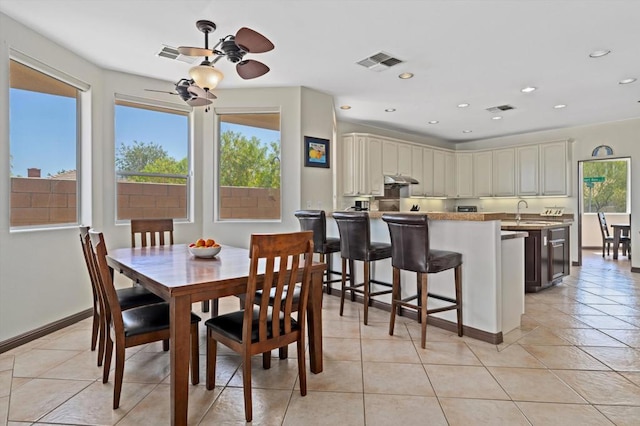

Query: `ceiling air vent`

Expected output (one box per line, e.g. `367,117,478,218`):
357,51,403,72
486,104,516,113
156,45,198,64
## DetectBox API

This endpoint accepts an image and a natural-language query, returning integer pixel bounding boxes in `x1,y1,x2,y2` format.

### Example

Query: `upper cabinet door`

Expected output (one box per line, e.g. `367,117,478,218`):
456,153,474,198
410,146,425,196
493,148,515,197
397,143,412,176
367,137,384,196
382,140,398,175
445,151,457,198
540,141,568,196
422,148,435,196
473,151,493,197
432,150,446,196
517,145,539,196
342,135,357,196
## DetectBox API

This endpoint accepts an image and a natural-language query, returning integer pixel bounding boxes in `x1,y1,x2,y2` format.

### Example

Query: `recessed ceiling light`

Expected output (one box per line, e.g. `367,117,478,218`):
492,116,503,120
428,120,439,124
340,105,351,110
398,72,414,79
619,78,637,85
462,130,473,133
554,104,567,109
457,103,470,108
385,108,396,112
589,49,611,58
521,86,537,93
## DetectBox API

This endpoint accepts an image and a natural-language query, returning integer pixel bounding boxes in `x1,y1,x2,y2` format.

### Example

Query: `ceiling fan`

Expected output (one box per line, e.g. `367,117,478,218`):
178,19,274,86
145,78,216,110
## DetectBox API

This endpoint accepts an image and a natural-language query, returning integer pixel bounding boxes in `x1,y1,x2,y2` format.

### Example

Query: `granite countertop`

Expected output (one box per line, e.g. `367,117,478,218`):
501,230,529,240
328,211,505,221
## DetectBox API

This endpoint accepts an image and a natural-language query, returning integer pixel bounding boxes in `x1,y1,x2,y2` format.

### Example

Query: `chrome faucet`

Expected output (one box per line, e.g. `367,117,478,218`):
516,199,529,223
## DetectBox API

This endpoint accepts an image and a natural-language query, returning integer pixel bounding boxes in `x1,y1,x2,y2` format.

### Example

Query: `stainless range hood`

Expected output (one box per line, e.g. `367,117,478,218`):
384,174,419,185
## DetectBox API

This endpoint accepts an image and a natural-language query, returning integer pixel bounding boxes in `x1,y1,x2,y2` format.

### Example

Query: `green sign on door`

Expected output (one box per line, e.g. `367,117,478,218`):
584,176,605,183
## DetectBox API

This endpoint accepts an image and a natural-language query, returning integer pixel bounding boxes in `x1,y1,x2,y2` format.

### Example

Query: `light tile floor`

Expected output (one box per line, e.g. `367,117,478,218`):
1,250,640,425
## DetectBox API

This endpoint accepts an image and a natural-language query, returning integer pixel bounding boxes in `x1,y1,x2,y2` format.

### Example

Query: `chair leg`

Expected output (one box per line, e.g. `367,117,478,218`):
190,323,199,385
206,329,217,390
297,332,307,396
279,346,289,359
91,306,99,351
102,334,113,383
349,259,356,302
96,314,106,367
389,267,400,336
242,351,253,422
363,261,370,326
263,351,271,369
420,273,428,349
162,339,169,351
210,299,219,318
455,265,463,337
113,341,125,409
340,258,347,316
201,300,210,313
324,253,332,295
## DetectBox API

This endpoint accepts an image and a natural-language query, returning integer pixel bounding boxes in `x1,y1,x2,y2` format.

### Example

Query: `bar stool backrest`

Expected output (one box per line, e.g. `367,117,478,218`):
294,210,327,252
382,213,430,273
332,211,371,261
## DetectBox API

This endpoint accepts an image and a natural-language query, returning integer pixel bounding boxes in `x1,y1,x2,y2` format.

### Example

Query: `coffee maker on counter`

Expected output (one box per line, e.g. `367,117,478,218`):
353,200,370,211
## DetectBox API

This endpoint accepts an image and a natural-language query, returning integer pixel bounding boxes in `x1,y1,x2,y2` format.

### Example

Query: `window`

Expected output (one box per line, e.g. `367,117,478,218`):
114,99,190,221
582,158,629,213
9,58,83,228
217,112,281,220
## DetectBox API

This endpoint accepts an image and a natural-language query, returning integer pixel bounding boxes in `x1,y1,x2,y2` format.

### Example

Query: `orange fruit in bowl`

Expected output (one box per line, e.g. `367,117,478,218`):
206,239,215,247
213,243,220,248
196,239,206,247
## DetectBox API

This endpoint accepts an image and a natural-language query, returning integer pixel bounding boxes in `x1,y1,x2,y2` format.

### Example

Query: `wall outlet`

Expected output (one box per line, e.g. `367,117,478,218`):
306,200,312,208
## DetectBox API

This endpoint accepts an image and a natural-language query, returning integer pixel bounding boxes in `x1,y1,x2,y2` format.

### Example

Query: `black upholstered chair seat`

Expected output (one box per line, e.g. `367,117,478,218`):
122,303,201,338
117,286,164,311
427,250,463,274
205,308,298,344
367,242,392,261
321,237,341,254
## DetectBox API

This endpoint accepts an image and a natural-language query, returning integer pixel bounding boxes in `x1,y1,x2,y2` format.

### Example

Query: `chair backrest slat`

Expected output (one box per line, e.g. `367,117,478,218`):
131,219,174,247
243,232,314,345
597,212,610,238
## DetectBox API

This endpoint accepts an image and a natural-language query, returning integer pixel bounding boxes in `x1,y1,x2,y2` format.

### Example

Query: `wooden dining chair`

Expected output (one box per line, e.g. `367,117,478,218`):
79,226,164,366
130,218,217,315
205,231,314,422
88,230,201,409
597,212,630,257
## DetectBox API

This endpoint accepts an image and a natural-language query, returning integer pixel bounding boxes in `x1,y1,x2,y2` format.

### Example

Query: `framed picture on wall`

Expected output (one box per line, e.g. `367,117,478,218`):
304,136,330,168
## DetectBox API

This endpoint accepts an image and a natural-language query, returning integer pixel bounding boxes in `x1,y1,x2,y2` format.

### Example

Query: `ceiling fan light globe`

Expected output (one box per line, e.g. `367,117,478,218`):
189,65,224,91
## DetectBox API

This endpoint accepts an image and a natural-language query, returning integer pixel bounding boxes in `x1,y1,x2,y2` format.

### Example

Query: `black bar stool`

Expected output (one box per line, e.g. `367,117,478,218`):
294,210,345,294
381,213,463,348
332,211,392,325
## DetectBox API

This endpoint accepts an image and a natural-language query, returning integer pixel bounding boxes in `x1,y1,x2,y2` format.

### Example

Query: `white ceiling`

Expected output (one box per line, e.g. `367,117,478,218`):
2,0,640,144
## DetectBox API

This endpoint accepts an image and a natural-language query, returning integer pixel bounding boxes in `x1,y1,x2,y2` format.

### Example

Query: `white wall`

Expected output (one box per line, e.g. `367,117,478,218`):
0,13,335,342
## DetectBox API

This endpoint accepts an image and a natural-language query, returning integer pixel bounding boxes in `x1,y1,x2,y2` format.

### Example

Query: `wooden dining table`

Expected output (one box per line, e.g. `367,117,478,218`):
611,224,631,260
106,244,326,426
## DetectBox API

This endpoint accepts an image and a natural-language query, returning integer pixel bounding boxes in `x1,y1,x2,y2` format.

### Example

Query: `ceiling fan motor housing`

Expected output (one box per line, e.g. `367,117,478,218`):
221,39,246,63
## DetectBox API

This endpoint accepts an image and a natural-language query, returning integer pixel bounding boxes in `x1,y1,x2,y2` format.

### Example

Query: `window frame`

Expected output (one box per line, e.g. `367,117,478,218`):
213,107,282,222
113,94,193,224
8,51,89,231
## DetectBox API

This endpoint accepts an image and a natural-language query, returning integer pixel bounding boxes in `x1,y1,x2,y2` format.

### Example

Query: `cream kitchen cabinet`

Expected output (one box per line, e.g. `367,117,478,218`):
456,152,474,198
492,148,516,196
382,140,399,175
342,134,384,196
516,145,539,196
540,141,569,196
432,150,446,196
397,143,412,177
445,151,457,198
410,146,435,196
473,151,493,197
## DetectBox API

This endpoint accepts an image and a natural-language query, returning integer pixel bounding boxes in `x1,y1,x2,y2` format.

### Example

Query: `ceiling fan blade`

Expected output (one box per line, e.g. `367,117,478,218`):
237,60,270,80
144,89,178,95
187,85,217,99
177,46,214,57
235,27,274,53
186,97,213,107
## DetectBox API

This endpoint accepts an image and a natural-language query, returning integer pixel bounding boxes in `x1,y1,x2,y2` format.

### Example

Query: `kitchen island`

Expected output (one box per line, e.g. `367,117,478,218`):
326,211,526,344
